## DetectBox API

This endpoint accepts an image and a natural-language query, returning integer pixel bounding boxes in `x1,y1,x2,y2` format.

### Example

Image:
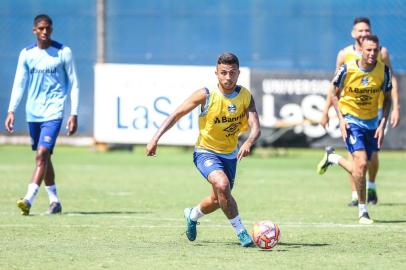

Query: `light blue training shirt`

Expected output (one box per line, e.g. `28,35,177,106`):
8,41,79,122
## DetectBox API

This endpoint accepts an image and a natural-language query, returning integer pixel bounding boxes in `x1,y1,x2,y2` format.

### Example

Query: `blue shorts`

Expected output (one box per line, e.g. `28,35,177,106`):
193,151,237,189
345,123,378,161
28,119,63,153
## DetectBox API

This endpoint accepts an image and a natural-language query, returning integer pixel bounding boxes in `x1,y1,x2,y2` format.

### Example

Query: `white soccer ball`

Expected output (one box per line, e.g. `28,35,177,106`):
251,220,281,249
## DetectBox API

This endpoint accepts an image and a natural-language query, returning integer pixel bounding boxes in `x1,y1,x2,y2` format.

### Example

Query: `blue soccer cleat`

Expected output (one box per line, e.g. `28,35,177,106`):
237,229,254,247
46,202,62,215
367,189,378,205
184,208,197,241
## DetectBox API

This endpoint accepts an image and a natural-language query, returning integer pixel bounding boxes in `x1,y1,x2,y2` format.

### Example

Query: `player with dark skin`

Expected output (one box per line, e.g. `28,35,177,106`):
5,14,79,215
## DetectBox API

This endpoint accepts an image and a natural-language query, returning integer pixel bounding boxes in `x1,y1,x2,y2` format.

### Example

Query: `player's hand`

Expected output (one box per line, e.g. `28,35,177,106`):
66,115,78,136
146,139,158,156
374,126,385,149
319,113,329,129
390,108,400,128
4,112,15,133
237,141,253,161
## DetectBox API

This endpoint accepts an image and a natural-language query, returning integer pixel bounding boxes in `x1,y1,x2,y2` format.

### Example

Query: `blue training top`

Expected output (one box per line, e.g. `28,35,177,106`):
8,41,79,122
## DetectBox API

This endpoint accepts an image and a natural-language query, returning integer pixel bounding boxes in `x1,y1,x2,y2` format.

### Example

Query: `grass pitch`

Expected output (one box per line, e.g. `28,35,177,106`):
0,145,405,269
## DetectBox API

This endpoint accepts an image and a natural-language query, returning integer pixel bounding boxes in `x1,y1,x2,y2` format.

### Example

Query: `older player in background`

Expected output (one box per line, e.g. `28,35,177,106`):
317,35,392,224
5,14,79,215
319,17,400,206
146,52,260,247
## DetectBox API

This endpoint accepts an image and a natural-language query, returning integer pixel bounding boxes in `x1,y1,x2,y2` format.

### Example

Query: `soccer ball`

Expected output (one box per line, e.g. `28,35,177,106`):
252,220,281,249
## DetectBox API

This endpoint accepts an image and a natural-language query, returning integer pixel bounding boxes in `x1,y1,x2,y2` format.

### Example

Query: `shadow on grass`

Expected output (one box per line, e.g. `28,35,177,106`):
373,219,406,224
194,241,329,251
64,211,153,215
376,202,406,206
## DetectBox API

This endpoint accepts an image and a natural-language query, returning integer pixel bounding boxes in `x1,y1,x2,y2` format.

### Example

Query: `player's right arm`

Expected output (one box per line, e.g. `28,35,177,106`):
331,64,348,141
5,49,29,133
146,88,207,156
320,49,346,128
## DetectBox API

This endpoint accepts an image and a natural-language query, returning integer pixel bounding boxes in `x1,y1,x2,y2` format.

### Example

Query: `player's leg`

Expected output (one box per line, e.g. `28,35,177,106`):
44,158,62,214
184,188,219,241
367,152,379,204
39,119,63,214
347,153,359,207
351,150,373,224
207,170,252,247
17,122,42,215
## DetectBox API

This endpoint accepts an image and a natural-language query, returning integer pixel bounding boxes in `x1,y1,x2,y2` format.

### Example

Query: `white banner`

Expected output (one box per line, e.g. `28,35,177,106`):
94,63,250,145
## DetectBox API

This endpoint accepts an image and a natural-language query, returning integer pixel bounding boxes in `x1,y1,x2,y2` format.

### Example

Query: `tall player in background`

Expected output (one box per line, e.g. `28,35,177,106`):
317,35,392,224
4,14,80,215
319,17,400,206
146,53,260,247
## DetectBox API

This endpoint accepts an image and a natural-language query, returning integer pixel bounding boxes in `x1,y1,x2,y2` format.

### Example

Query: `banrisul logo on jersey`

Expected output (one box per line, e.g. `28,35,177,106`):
361,76,369,86
228,103,237,113
213,111,246,124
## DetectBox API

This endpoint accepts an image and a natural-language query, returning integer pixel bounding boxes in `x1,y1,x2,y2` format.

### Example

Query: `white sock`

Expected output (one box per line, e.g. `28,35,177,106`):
328,153,342,165
189,205,204,222
367,181,376,190
351,191,358,201
24,183,39,205
358,204,368,218
229,215,246,235
45,185,60,203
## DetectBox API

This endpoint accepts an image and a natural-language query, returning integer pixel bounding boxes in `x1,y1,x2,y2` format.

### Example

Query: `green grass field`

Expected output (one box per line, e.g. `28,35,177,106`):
0,145,405,270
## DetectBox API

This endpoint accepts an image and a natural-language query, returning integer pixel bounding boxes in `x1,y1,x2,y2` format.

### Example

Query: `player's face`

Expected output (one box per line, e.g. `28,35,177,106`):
33,20,53,43
361,40,379,65
352,22,371,45
215,64,240,92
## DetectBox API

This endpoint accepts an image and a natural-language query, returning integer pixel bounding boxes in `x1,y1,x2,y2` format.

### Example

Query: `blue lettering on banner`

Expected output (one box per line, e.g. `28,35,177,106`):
153,97,171,129
132,106,148,129
115,95,197,131
116,97,128,129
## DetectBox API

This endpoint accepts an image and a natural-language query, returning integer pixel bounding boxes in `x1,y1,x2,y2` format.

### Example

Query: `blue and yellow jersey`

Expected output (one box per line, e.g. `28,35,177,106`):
333,60,391,125
342,45,384,108
195,85,251,154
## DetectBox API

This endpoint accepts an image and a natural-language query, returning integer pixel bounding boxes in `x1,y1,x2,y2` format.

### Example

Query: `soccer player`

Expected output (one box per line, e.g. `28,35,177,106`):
317,35,392,224
319,17,400,206
4,14,80,215
146,53,260,247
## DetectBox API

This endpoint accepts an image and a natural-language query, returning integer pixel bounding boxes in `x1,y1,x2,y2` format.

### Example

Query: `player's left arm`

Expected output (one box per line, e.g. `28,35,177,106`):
237,96,261,161
63,47,79,135
380,47,400,128
376,90,392,148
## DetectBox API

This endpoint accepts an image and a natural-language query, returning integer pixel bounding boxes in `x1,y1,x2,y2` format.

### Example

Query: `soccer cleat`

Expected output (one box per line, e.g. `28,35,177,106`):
347,200,359,207
317,146,335,175
17,199,31,216
46,202,62,215
359,212,374,225
184,208,197,241
367,189,378,205
237,229,254,247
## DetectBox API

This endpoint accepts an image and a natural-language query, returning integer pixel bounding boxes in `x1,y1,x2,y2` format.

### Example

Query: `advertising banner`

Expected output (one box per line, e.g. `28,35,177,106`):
94,64,250,145
251,70,406,149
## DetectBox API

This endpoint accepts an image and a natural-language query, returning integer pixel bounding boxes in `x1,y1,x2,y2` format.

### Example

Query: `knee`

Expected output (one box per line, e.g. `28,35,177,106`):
213,179,231,195
354,160,368,178
35,149,50,165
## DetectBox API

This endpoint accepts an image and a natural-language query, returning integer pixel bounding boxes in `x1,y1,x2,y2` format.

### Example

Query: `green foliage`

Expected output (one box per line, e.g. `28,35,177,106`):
0,145,405,269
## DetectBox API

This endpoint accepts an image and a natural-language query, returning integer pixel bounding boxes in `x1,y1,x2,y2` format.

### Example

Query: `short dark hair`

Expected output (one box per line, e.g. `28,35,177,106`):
34,14,53,26
353,17,371,27
217,52,239,68
362,34,379,45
